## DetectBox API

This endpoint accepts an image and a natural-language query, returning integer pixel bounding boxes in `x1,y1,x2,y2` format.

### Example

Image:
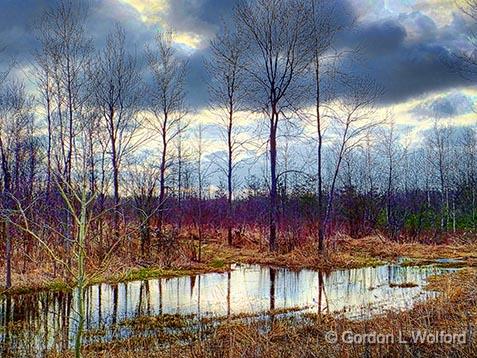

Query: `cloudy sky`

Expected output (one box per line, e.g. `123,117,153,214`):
0,0,476,165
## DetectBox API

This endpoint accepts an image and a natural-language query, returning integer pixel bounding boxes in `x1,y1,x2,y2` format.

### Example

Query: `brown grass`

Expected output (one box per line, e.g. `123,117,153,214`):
2,229,477,295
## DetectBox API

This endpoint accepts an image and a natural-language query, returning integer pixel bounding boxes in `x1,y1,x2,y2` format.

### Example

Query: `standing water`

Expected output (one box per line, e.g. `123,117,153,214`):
0,262,459,355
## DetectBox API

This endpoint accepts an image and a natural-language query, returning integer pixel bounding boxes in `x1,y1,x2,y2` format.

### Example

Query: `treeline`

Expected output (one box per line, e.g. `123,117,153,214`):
0,0,476,289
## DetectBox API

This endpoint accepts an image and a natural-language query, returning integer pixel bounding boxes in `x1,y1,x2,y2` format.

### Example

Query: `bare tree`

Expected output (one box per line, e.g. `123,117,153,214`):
234,0,312,251
35,0,93,255
36,0,93,183
91,24,142,241
323,77,383,238
460,128,477,230
307,0,347,252
378,118,403,238
191,124,214,262
9,173,96,358
146,32,188,233
32,48,54,193
207,26,248,246
0,81,34,289
127,158,159,257
425,121,455,232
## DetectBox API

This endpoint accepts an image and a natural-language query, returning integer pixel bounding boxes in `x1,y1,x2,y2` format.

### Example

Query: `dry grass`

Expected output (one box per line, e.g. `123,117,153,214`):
203,233,477,272
2,229,477,296
4,227,477,357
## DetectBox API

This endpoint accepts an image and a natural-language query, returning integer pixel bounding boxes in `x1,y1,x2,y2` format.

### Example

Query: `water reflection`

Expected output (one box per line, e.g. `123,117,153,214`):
0,263,458,355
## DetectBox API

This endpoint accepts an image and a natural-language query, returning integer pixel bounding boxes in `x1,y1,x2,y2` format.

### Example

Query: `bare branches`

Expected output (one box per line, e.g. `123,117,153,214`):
35,0,93,183
90,24,142,231
145,32,190,230
145,32,188,133
235,0,313,114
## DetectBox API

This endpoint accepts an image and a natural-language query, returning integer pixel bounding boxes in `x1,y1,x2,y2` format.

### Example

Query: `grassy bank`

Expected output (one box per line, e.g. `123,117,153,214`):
2,234,477,296
0,262,229,296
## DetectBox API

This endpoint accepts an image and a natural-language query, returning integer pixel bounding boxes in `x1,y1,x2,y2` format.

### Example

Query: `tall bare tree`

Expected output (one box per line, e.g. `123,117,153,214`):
36,0,92,184
378,118,404,238
307,0,346,252
234,0,312,251
146,32,188,232
36,0,93,256
91,25,141,241
323,77,383,237
0,81,34,289
207,26,247,246
32,49,54,193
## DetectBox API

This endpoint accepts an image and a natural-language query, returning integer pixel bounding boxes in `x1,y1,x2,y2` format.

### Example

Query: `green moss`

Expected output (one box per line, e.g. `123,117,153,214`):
400,259,438,267
434,261,468,269
0,279,72,296
349,255,385,268
210,258,225,268
111,267,198,283
46,279,71,291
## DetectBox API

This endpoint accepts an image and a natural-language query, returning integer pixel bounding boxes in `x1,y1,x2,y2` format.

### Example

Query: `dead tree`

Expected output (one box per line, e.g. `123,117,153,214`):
307,0,347,252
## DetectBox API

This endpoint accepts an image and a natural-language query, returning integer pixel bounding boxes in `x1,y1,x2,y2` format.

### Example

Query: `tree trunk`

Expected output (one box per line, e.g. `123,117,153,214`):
74,189,88,358
315,59,324,253
0,138,12,289
269,111,278,251
227,111,233,246
111,132,120,242
158,114,168,233
46,87,52,195
387,164,393,237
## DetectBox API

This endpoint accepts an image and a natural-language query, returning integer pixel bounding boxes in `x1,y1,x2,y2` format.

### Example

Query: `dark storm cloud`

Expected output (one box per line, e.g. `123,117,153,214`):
348,41,465,104
0,0,474,108
0,0,156,70
0,0,52,64
185,48,210,108
336,10,472,104
356,20,407,54
149,0,243,108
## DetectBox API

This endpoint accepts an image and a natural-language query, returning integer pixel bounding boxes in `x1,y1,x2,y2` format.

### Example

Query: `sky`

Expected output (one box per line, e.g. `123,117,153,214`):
0,0,476,180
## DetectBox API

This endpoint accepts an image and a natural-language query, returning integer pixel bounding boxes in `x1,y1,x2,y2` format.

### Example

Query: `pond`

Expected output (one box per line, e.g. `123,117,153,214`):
0,261,460,356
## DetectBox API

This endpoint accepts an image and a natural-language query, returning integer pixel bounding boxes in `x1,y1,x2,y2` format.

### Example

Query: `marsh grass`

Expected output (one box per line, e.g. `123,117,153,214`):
3,232,477,297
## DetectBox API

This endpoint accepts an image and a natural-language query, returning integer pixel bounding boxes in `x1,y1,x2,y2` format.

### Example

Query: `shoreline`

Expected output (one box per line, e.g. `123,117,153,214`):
1,236,476,297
